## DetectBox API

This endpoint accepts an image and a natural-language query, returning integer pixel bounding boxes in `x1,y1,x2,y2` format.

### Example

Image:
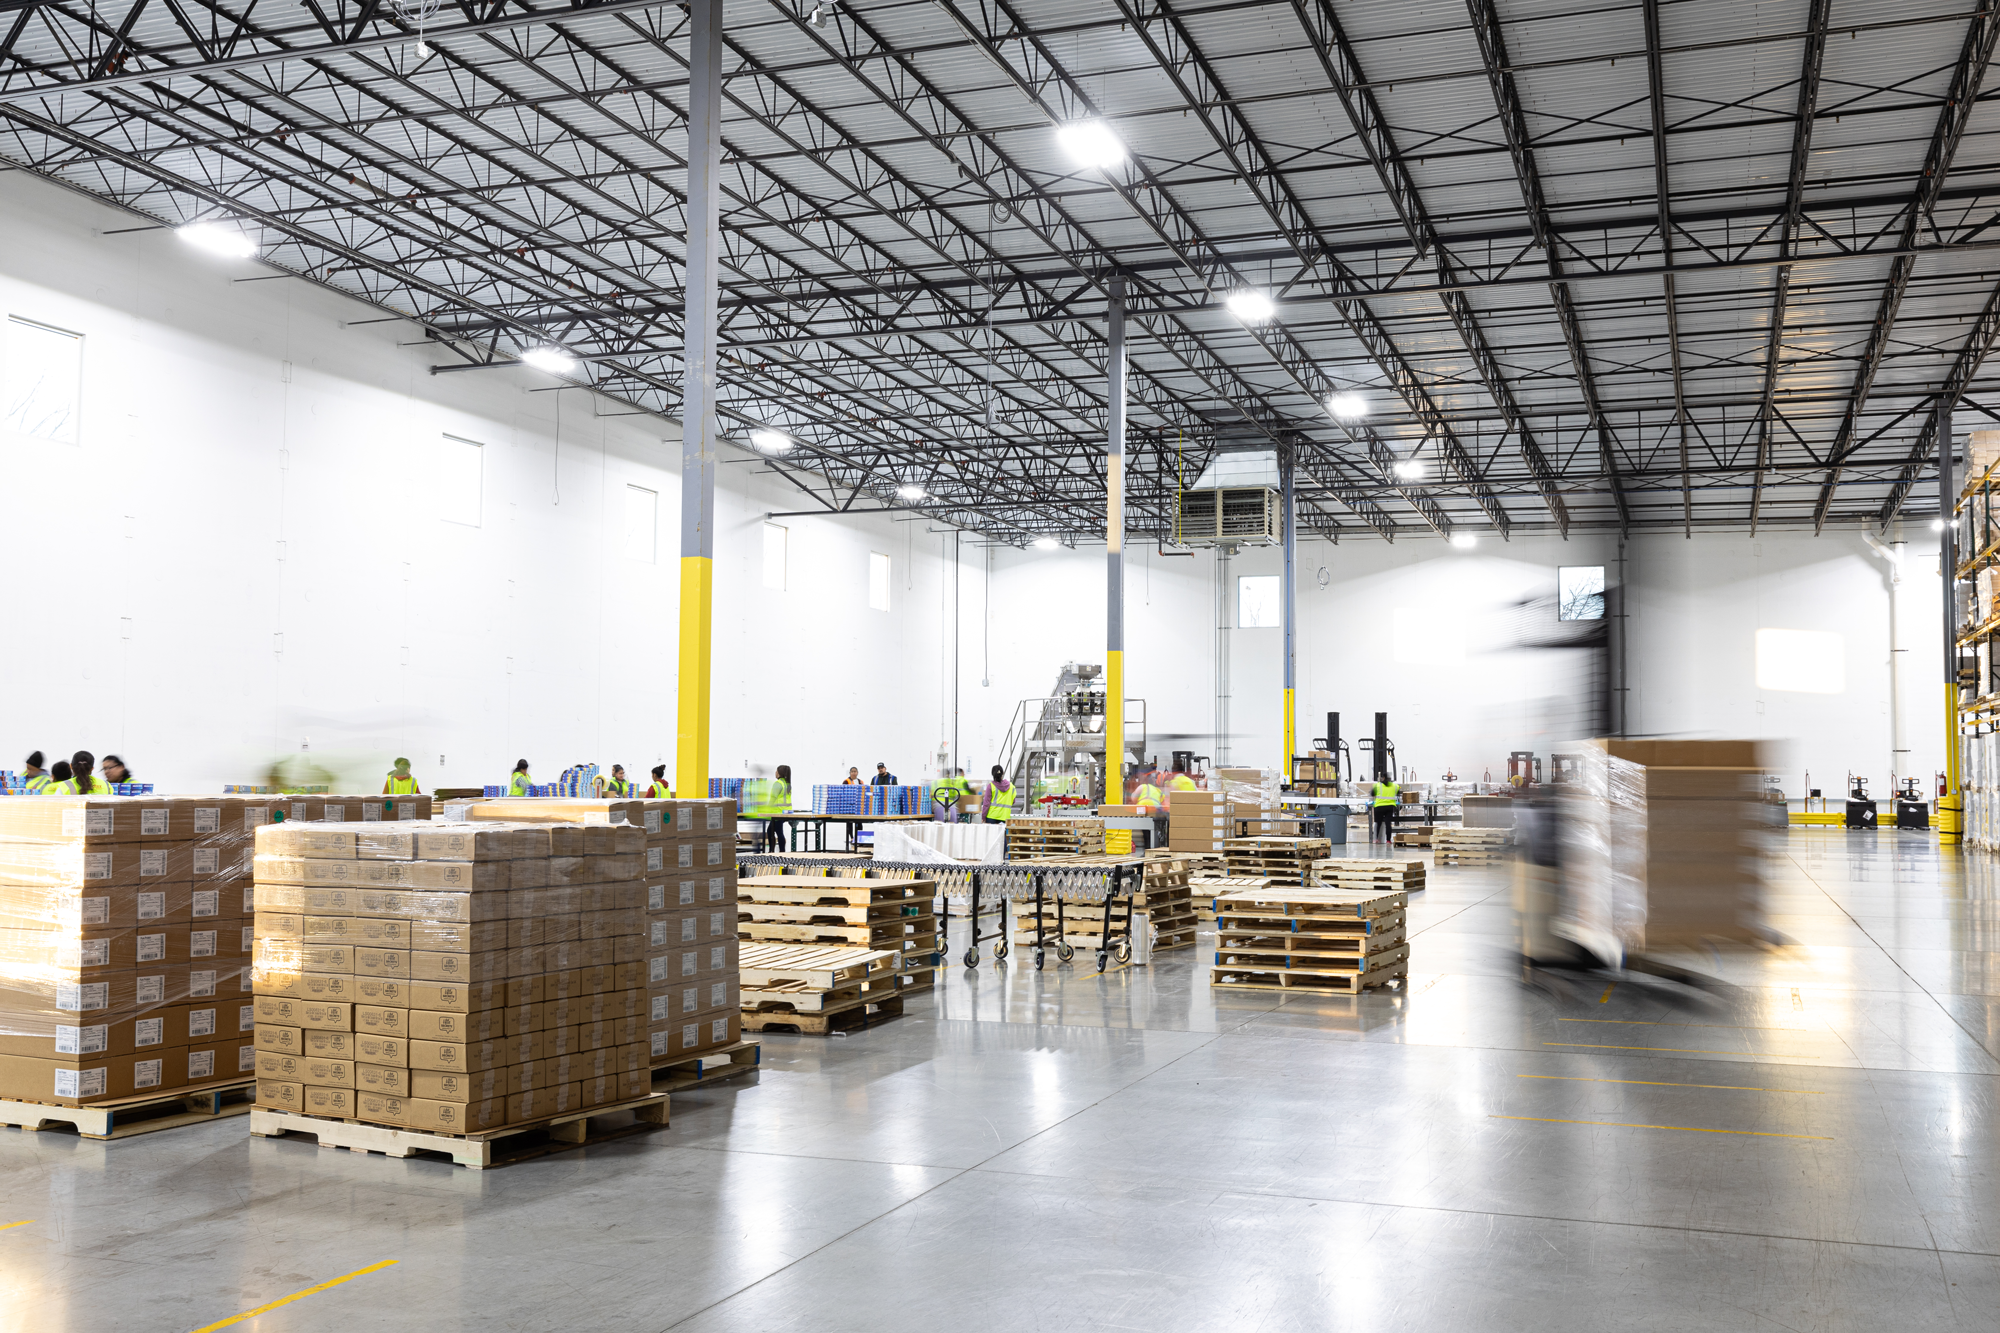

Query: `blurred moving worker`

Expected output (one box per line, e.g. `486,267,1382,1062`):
601,765,633,796
647,765,672,798
509,759,533,796
871,762,897,786
1371,773,1401,841
1133,772,1164,812
101,755,131,786
982,765,1016,824
1166,765,1198,793
19,751,50,793
52,751,112,795
747,765,793,852
383,758,421,795
932,768,969,822
842,767,864,786
49,760,71,788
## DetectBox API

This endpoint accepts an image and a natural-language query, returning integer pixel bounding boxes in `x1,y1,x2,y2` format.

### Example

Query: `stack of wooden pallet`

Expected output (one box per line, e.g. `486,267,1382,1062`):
735,873,937,999
1313,858,1427,894
1134,854,1198,950
737,943,902,1036
1006,817,1105,860
1390,827,1436,849
1432,828,1511,866
1188,873,1270,924
1210,886,1410,994
1223,836,1331,887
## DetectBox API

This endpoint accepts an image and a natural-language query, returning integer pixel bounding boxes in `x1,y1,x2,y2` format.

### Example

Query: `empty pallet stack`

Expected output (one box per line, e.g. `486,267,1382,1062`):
1210,886,1411,994
1007,817,1105,860
1433,828,1511,866
1313,858,1427,895
1134,854,1197,950
736,943,901,1035
249,819,659,1138
1223,835,1332,888
0,796,263,1119
734,871,937,1030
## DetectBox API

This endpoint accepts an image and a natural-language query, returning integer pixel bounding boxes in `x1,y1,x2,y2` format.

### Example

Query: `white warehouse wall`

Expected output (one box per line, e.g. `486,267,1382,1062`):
0,172,951,796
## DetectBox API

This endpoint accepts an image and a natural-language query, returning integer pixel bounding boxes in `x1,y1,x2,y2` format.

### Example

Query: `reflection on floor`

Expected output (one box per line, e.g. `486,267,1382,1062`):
3,830,1996,1330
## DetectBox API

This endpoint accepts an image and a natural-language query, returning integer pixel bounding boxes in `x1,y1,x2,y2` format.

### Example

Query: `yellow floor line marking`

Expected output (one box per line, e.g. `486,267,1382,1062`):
1598,983,1615,1003
0,1221,31,1232
186,1260,397,1333
1491,1115,1830,1141
1545,1042,1824,1056
1558,1018,1810,1032
1518,1074,1824,1095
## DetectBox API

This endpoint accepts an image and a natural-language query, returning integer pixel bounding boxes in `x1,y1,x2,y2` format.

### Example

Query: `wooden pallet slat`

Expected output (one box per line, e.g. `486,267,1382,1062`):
248,1091,670,1169
0,1079,257,1140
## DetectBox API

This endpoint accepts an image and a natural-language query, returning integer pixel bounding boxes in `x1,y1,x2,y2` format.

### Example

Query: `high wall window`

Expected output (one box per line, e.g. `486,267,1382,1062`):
1237,574,1280,628
763,522,787,591
1558,565,1605,621
624,484,656,563
869,551,891,611
3,316,83,444
439,435,483,526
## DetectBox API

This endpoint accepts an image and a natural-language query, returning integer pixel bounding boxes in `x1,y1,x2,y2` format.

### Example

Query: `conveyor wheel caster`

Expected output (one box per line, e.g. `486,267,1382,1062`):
993,941,1009,962
1095,952,1108,972
963,948,979,968
1034,947,1046,970
1114,940,1131,964
1056,943,1075,963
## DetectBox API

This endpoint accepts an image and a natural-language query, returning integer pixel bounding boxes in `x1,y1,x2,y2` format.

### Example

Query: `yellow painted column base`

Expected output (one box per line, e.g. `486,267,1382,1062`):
676,555,713,800
1105,648,1124,800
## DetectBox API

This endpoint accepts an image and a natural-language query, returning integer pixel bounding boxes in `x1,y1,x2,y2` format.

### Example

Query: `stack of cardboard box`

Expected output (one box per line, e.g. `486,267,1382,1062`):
1166,787,1269,855
452,797,741,1064
250,818,651,1133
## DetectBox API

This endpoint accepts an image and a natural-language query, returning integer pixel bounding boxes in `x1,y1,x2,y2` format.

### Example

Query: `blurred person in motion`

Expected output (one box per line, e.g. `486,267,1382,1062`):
1371,773,1401,842
747,765,792,852
509,759,533,796
19,751,51,793
383,758,421,795
101,755,131,786
646,765,672,798
52,750,112,795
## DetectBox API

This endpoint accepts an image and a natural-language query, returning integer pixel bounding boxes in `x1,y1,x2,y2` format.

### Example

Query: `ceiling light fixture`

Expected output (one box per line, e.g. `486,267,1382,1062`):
1450,532,1478,549
177,222,257,260
1226,289,1276,322
1055,120,1126,171
1032,536,1061,550
1393,459,1426,479
806,2,836,27
750,428,794,453
897,483,927,500
1328,393,1368,419
519,346,577,374
1931,519,1947,531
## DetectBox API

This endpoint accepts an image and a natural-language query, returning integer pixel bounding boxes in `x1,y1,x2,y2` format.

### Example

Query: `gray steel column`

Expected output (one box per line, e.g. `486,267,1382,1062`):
1282,441,1297,780
674,0,722,796
1106,276,1126,798
1943,404,1963,841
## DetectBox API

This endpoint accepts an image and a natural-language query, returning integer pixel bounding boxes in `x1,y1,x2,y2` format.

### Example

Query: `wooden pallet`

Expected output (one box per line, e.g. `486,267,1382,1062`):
743,971,902,1014
0,1079,256,1140
1151,928,1199,951
1215,941,1412,971
740,994,905,1035
248,1091,670,1169
739,920,937,948
738,900,934,926
738,943,899,988
650,1040,761,1089
1210,965,1408,995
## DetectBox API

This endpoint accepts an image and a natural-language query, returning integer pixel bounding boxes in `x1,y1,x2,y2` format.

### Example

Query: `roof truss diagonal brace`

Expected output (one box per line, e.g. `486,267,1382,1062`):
1815,0,2000,530
1642,0,1693,537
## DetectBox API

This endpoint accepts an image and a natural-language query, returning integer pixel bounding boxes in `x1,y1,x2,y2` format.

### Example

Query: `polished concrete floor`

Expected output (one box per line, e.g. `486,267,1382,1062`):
3,830,1996,1331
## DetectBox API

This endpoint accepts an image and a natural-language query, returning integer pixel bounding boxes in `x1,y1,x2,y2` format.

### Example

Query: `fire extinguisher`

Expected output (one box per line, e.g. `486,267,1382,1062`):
1938,771,1949,798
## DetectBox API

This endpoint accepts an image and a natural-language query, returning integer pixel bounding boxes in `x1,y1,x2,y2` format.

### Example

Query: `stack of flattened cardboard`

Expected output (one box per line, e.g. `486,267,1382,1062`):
452,797,741,1065
1166,788,1263,855
251,817,650,1132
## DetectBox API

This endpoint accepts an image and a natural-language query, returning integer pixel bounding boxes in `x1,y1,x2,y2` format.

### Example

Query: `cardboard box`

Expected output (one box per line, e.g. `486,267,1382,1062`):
410,1065,511,1102
354,1005,407,1036
299,1056,353,1088
257,1078,304,1111
351,1032,408,1067
352,1062,409,1096
252,996,351,1031
301,1085,353,1117
409,1007,506,1042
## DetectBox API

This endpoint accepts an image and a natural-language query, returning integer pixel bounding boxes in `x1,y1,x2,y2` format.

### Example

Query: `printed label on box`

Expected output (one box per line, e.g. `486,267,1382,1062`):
676,846,692,868
193,890,219,918
682,1023,698,1047
683,918,699,943
140,849,168,877
647,885,665,910
55,1068,106,1098
650,994,670,1021
58,981,109,1011
323,803,346,821
711,1018,728,1042
650,921,666,947
646,847,663,872
134,1058,162,1089
188,1049,214,1078
361,803,381,821
141,809,169,836
396,802,415,821
241,886,255,914
56,1024,106,1055
136,1017,163,1046
650,1031,669,1056
80,939,110,966
193,848,219,875
706,806,723,830
192,930,217,958
238,1046,258,1072
648,956,669,984
189,1007,216,1037
709,946,726,970
239,1003,256,1032
244,808,269,832
680,883,695,906
645,810,662,833
710,982,728,1007
681,986,697,1015
137,973,165,1004
194,807,220,834
80,896,109,925
189,970,217,998
707,877,726,902
138,891,166,920
136,933,166,963
710,912,726,938
84,852,112,880
681,952,697,977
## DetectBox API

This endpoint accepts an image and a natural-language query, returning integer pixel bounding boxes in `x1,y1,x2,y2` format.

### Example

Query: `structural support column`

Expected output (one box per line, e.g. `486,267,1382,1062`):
1942,404,1963,843
1105,277,1126,800
675,0,721,801
1281,441,1297,781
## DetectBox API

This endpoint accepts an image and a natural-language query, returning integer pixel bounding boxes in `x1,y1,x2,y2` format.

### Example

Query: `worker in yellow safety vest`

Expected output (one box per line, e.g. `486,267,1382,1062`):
383,757,422,795
1370,777,1401,842
509,759,533,796
747,766,792,852
50,750,114,795
1166,768,1199,792
982,765,1016,823
646,765,672,798
600,765,633,796
19,751,51,794
1133,777,1164,812
932,769,970,822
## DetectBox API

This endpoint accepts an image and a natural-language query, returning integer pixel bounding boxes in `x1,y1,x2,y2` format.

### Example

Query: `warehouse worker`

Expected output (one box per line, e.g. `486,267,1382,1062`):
1371,774,1401,842
19,751,51,794
842,766,864,786
646,765,672,798
871,761,897,786
982,765,1016,824
601,765,633,796
932,768,968,822
508,759,533,796
51,750,113,795
747,765,793,852
1133,773,1164,812
382,757,421,795
101,755,131,786
1166,765,1199,793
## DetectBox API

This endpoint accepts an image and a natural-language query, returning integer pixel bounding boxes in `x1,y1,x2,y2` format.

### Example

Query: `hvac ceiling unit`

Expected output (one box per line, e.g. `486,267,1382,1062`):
1174,486,1280,547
